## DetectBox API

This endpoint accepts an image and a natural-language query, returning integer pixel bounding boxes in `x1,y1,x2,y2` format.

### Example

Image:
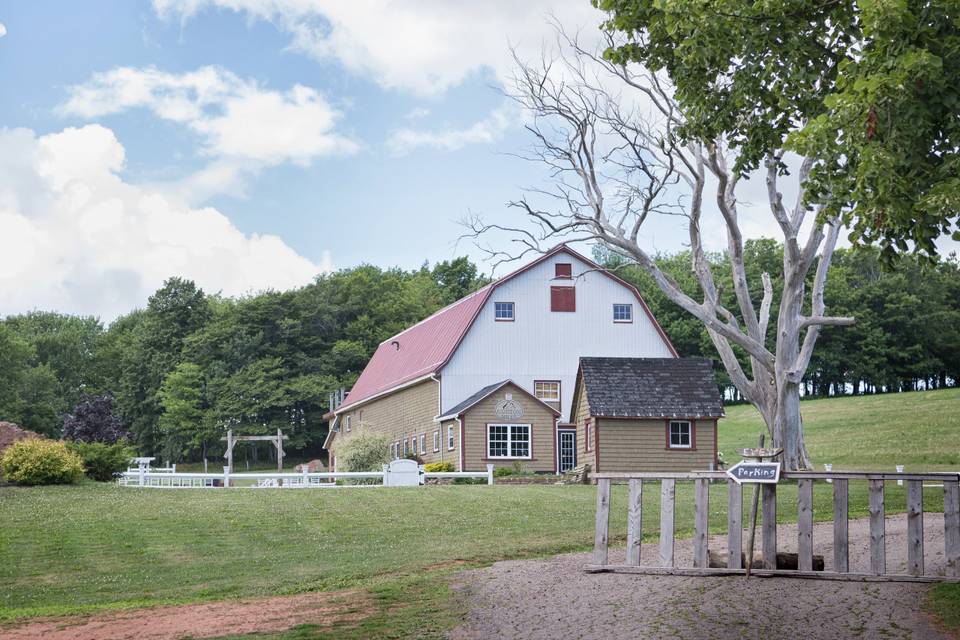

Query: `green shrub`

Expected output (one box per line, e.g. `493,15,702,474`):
338,431,390,484
67,441,135,482
1,439,85,485
423,461,454,472
453,477,486,484
493,466,513,478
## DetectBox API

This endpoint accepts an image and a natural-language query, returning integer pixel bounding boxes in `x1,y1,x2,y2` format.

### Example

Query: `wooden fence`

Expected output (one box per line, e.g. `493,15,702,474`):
588,471,960,583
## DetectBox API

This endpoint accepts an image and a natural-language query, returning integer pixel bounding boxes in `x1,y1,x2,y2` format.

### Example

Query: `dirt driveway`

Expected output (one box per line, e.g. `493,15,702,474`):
451,514,954,640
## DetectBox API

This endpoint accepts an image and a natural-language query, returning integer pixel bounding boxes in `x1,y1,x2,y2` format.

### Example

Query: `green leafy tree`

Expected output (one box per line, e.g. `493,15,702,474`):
598,0,960,260
158,362,207,462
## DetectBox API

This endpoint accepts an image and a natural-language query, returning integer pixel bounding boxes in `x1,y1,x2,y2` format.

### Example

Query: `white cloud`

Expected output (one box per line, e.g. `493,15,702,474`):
387,104,514,154
61,65,357,166
0,23,7,38
0,125,329,320
152,0,606,97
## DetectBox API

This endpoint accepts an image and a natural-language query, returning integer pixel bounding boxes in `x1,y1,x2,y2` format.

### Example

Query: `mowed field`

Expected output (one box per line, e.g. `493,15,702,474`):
0,388,957,635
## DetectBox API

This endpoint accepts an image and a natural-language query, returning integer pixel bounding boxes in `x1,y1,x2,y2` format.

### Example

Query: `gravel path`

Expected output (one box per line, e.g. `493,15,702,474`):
451,514,953,640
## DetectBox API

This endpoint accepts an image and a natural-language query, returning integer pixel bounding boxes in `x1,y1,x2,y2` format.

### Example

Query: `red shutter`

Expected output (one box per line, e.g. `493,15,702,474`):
551,286,576,312
555,263,572,278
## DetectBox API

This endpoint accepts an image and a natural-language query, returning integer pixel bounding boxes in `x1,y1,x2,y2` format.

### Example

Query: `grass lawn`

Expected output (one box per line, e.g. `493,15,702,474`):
1,388,957,637
721,388,960,471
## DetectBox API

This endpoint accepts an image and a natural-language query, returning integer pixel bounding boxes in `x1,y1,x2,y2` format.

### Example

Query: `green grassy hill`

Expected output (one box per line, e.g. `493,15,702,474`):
720,388,960,471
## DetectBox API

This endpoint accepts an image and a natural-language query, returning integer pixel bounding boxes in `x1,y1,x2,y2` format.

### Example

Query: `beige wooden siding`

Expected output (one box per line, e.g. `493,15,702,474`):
570,374,596,469
330,379,459,467
596,418,716,472
462,382,557,472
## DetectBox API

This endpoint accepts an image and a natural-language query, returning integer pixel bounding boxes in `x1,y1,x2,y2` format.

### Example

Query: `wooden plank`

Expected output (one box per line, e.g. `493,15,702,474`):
590,471,960,482
659,479,675,568
833,478,849,573
727,480,742,569
869,479,886,575
582,565,960,583
798,478,813,572
592,478,611,566
693,478,709,568
945,479,960,578
625,479,643,567
762,483,777,570
907,480,924,577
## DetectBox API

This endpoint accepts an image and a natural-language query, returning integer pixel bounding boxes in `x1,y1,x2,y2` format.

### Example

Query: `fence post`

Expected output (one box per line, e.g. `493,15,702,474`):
693,478,709,568
383,464,390,486
761,484,777,570
303,465,310,487
833,478,849,573
798,479,814,572
487,464,494,485
593,478,611,566
727,480,742,569
659,479,676,567
138,465,145,487
869,479,886,575
223,465,230,489
626,479,643,566
945,478,960,578
907,480,924,576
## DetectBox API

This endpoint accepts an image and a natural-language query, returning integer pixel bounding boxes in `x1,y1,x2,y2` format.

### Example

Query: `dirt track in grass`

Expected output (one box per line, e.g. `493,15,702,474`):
0,590,369,640
451,514,956,640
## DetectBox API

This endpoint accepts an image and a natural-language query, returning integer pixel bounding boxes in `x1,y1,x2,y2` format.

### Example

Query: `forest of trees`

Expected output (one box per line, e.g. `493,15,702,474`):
0,244,956,462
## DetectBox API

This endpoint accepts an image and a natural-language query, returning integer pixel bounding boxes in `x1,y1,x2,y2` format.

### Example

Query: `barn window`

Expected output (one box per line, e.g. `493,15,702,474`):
555,263,572,278
394,441,401,459
613,303,633,322
534,381,560,403
550,286,576,312
586,421,594,452
345,415,352,432
419,434,426,455
494,301,515,321
447,425,455,450
411,436,418,455
403,439,409,456
487,424,531,459
433,430,440,452
668,421,692,449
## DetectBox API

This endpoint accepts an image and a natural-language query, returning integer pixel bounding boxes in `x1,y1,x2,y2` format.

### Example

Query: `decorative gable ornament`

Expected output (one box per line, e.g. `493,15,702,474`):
495,393,523,420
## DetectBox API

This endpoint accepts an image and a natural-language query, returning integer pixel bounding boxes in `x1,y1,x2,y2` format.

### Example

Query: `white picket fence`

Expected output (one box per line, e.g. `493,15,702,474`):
118,463,494,488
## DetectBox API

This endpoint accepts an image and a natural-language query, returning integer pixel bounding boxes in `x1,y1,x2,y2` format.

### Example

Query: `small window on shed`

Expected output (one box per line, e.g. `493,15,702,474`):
555,263,572,278
447,425,455,450
494,301,515,321
613,303,633,323
668,420,692,449
551,286,576,312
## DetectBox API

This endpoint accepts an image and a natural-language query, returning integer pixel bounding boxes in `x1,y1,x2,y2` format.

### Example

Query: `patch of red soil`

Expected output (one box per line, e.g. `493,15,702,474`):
1,590,369,640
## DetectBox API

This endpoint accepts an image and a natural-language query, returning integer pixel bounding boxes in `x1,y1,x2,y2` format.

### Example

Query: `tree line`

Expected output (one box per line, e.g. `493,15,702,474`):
0,244,956,460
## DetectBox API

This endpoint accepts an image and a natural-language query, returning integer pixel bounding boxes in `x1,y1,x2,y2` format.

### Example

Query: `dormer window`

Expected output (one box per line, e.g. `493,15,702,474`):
555,263,572,279
495,301,515,321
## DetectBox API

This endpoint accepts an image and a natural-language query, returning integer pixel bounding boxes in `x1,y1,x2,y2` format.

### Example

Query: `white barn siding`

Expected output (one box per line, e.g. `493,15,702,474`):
441,253,674,420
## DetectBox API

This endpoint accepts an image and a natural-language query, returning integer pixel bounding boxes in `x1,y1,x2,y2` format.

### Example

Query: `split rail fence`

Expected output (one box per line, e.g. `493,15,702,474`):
588,470,960,583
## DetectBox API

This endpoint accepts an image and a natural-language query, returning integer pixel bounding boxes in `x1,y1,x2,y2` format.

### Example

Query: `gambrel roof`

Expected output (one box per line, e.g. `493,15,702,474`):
576,357,724,419
336,245,676,413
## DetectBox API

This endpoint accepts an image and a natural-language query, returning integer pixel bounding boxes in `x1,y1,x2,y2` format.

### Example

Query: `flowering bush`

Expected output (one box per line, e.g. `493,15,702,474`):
423,461,454,472
1,439,85,485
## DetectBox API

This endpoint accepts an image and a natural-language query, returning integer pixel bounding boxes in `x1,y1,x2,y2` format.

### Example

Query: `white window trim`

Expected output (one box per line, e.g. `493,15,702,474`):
613,303,633,323
345,415,352,431
447,425,455,450
419,434,426,455
494,301,515,321
668,420,693,449
433,430,440,453
486,423,533,460
534,380,561,403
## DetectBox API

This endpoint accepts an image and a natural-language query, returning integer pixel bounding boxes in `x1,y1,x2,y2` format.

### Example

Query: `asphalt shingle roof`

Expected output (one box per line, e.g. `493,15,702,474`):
579,357,724,419
441,380,511,417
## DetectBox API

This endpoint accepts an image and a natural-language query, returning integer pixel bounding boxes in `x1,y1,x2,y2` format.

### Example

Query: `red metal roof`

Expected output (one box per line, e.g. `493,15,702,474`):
336,245,676,412
336,284,493,410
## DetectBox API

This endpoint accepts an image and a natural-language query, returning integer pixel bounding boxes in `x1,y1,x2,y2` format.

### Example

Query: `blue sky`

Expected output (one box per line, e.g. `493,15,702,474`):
2,0,619,319
3,2,954,321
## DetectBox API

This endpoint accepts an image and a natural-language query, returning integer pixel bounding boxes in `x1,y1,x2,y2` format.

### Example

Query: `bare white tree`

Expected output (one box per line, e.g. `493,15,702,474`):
465,30,854,470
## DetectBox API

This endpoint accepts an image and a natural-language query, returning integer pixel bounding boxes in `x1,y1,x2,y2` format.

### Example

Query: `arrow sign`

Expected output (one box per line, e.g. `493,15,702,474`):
726,460,781,484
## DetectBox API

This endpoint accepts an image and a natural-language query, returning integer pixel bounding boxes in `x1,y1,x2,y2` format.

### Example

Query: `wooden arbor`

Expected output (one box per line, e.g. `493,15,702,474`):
222,429,288,473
